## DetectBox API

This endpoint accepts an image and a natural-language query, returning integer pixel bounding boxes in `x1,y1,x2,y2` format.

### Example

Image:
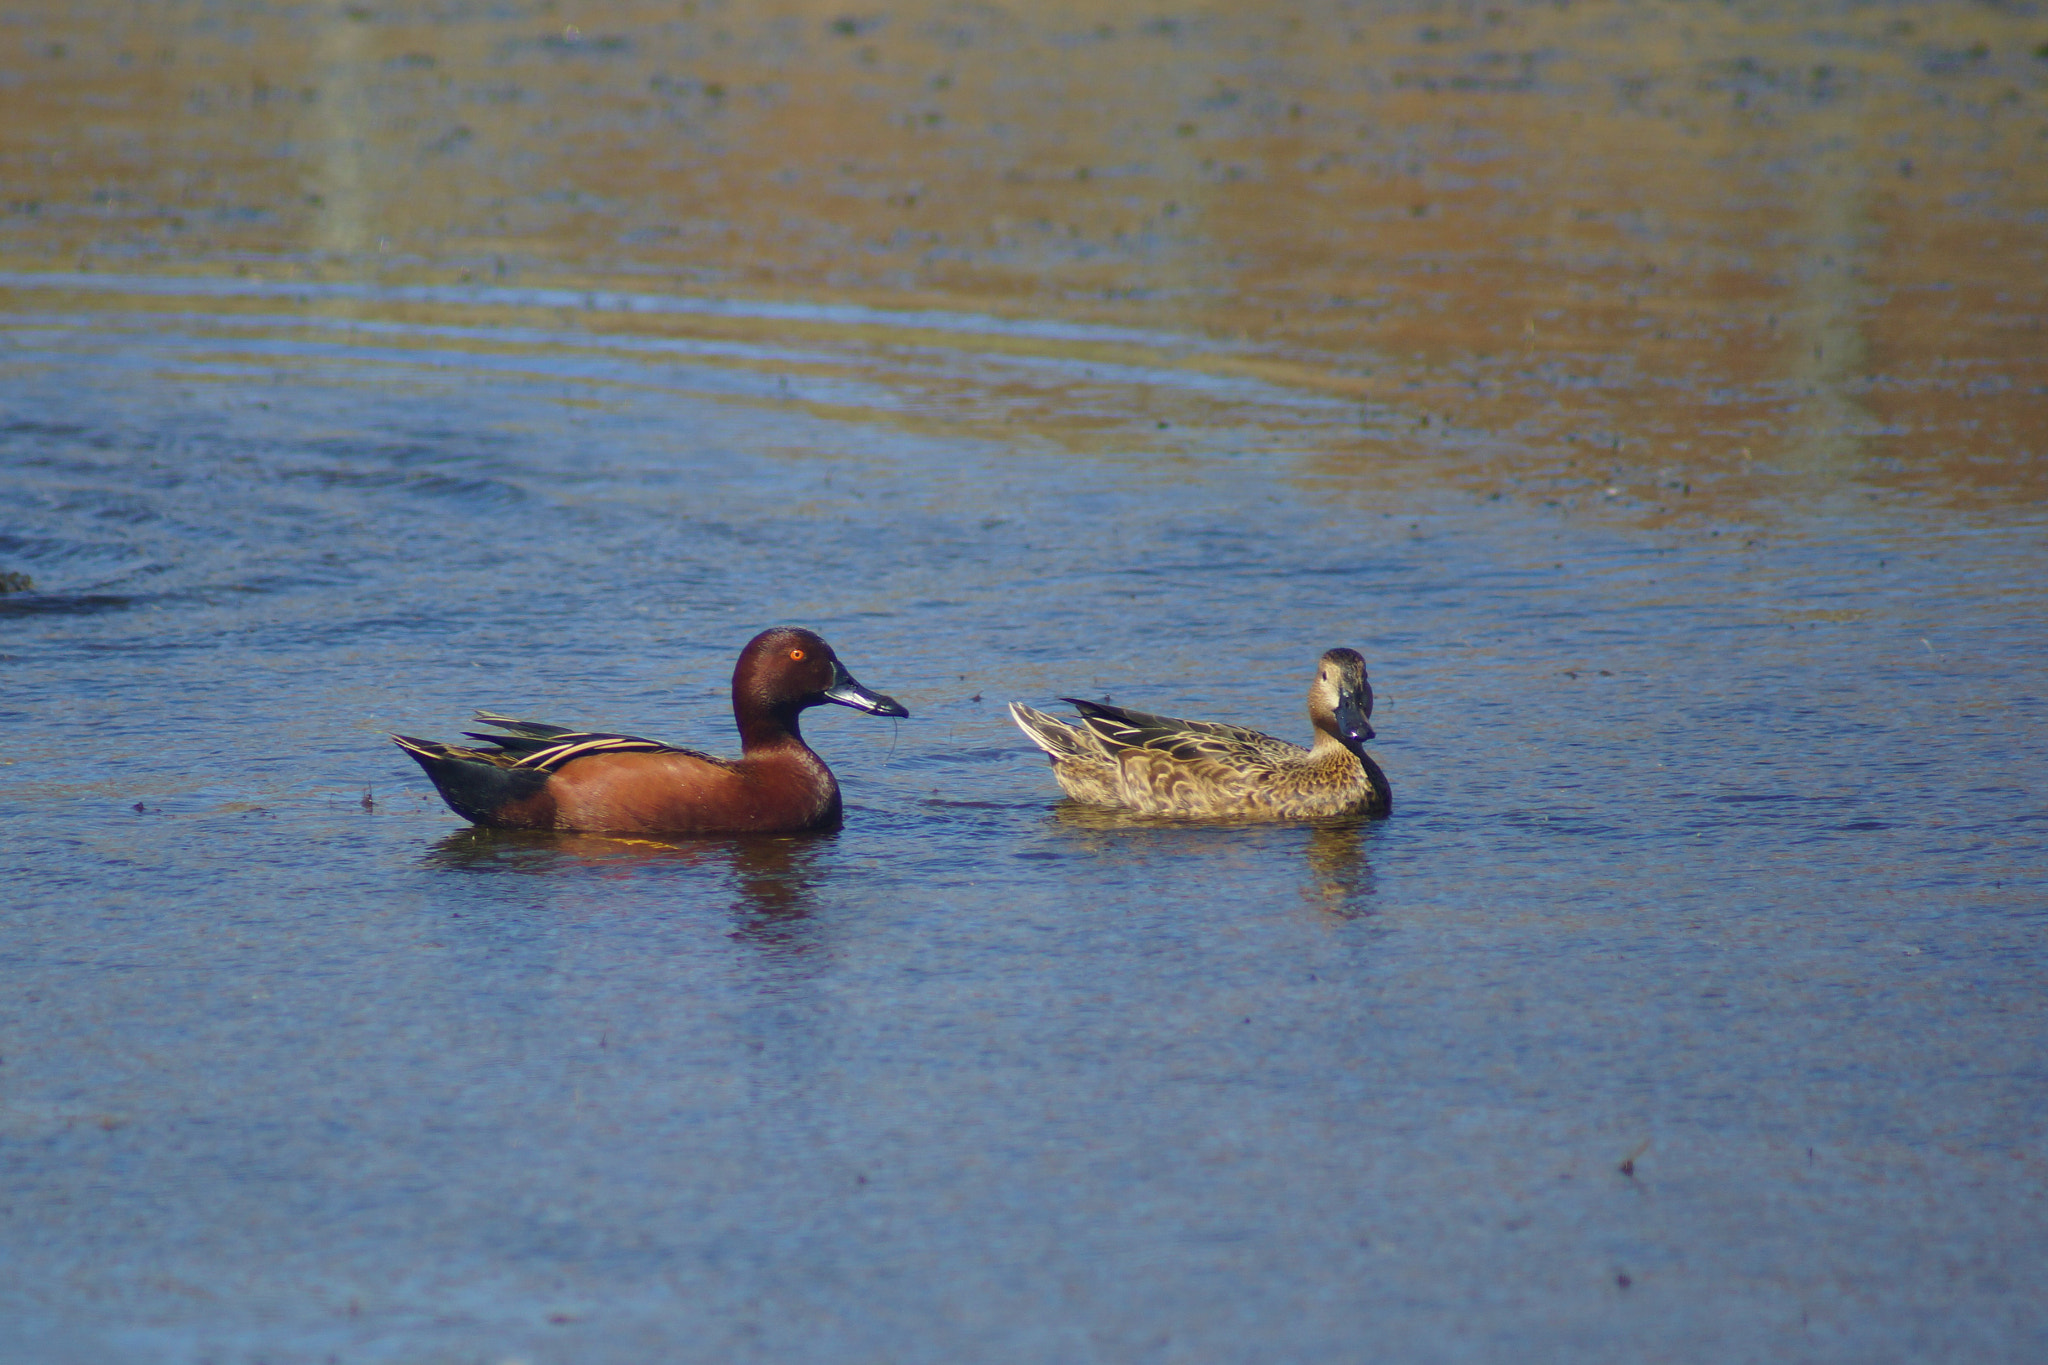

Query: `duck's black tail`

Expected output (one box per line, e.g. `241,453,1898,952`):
391,735,551,826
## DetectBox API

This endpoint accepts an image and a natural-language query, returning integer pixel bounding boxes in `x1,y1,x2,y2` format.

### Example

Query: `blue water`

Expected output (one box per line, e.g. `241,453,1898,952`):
2,289,2045,1363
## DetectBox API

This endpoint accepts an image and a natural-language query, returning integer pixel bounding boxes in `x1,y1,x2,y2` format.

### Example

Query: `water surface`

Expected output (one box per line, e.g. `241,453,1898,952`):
3,3,2045,1362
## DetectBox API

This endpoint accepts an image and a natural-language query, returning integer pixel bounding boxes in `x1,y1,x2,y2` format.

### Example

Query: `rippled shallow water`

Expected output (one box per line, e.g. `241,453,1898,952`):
3,291,2044,1363
5,0,2048,1359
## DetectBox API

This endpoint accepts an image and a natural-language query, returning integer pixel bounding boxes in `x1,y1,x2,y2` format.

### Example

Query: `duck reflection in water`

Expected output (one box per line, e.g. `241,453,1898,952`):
1300,820,1378,920
722,836,829,956
1044,803,1379,920
422,827,832,953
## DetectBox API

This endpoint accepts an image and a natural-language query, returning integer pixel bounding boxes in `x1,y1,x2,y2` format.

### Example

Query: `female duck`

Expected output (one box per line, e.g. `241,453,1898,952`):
393,626,907,835
1009,648,1390,820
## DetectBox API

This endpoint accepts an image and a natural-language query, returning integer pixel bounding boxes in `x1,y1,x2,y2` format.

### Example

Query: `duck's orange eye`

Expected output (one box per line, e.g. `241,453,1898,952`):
789,648,806,661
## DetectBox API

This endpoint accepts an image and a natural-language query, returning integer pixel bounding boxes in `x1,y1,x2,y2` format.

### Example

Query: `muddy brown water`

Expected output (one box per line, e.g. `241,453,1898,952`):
3,3,2045,1362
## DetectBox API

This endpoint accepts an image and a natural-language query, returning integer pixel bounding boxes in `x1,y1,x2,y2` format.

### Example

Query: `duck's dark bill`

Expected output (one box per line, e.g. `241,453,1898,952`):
1335,692,1375,746
823,665,910,718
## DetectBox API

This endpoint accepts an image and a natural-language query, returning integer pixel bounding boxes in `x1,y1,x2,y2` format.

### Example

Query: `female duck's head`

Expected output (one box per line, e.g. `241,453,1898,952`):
1309,647,1375,753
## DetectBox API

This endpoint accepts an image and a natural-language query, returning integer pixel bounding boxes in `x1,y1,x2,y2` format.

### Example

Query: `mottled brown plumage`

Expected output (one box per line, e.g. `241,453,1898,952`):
1009,649,1390,820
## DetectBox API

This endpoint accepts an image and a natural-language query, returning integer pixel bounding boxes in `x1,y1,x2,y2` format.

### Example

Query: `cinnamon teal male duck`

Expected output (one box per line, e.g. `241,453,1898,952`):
392,626,907,835
1009,648,1390,820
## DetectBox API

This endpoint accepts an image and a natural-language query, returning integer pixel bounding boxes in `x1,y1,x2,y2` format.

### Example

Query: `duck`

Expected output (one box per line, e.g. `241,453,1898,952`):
391,626,907,835
1008,648,1390,820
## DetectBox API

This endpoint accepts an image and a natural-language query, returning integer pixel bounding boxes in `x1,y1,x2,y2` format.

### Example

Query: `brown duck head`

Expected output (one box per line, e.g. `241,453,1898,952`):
732,626,908,747
1308,647,1376,755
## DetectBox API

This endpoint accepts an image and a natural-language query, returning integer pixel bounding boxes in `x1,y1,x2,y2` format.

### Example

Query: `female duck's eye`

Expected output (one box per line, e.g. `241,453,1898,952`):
789,648,806,661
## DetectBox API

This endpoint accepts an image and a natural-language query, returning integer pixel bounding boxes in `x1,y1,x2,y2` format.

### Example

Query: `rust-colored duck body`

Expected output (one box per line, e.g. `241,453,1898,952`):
393,627,906,835
1009,648,1390,820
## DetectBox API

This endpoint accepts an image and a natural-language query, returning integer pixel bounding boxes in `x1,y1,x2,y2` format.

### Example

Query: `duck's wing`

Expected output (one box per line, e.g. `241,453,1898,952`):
1009,701,1126,805
1062,699,1304,768
1009,702,1111,762
468,710,576,741
460,712,734,774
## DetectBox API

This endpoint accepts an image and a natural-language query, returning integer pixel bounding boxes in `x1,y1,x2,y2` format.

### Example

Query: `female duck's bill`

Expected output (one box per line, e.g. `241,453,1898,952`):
1008,647,1390,821
391,626,906,836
